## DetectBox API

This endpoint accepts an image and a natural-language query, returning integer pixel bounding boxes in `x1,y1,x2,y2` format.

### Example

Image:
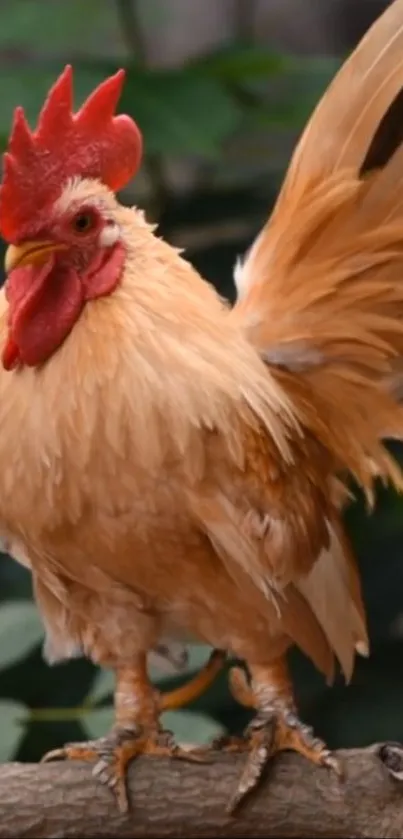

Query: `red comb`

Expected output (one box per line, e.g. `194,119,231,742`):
0,65,143,241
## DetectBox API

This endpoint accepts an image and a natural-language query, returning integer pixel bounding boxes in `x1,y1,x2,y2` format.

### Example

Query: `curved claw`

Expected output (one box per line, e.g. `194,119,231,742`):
227,723,275,814
39,731,210,814
41,747,67,763
41,743,99,764
322,751,344,779
91,749,133,813
222,709,343,814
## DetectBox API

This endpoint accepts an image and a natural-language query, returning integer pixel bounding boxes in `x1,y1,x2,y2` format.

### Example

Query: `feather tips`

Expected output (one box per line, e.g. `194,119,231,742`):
232,0,403,501
296,520,368,682
277,0,403,201
223,0,403,678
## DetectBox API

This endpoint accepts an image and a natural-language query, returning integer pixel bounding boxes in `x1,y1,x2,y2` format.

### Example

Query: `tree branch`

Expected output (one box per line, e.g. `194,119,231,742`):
0,743,403,838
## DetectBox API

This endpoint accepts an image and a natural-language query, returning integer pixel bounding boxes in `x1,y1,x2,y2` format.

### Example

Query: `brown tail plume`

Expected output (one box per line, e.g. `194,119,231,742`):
231,0,403,503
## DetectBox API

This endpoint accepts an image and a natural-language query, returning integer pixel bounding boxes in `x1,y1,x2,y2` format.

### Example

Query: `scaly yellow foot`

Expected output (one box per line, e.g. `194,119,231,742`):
213,663,342,813
42,725,206,813
42,650,225,812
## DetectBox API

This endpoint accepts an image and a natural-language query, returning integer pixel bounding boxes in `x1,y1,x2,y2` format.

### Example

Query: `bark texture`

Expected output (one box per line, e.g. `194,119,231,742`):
0,744,403,838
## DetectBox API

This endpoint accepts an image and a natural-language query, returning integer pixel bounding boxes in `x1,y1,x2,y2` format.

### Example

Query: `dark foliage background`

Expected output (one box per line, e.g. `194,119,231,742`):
0,0,401,764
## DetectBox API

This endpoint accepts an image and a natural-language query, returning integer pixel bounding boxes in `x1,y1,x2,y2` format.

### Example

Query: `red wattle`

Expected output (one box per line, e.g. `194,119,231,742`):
2,243,125,370
2,335,21,370
5,257,84,368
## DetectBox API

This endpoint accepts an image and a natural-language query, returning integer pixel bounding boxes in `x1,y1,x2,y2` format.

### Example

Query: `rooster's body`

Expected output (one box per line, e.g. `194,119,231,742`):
2,0,403,813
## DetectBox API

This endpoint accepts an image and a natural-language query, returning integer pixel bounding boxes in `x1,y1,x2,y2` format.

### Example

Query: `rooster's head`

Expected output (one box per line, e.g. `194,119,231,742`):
0,65,142,370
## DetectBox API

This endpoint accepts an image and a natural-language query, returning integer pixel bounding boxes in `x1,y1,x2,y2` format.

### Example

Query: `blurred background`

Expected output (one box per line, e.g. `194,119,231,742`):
0,0,402,763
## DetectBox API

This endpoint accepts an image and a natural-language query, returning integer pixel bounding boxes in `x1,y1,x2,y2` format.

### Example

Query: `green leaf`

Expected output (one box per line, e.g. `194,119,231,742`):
0,700,26,760
185,644,214,669
86,668,115,705
84,707,225,745
233,55,343,130
162,710,225,744
189,44,289,82
0,600,43,669
284,55,342,115
0,0,123,56
120,67,243,157
83,707,113,739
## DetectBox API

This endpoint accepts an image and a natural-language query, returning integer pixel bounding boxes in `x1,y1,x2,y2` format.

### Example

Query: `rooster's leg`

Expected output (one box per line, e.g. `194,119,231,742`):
215,657,342,813
42,649,225,812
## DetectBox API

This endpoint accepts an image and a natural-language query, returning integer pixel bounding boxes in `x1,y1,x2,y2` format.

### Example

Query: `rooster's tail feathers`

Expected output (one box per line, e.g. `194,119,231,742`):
232,0,403,500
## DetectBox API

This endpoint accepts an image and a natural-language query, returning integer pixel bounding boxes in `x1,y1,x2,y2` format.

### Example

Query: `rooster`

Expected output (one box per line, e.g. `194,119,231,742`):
2,0,403,815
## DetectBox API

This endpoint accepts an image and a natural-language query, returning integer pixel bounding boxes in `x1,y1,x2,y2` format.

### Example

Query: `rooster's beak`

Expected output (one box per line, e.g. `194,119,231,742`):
4,241,67,274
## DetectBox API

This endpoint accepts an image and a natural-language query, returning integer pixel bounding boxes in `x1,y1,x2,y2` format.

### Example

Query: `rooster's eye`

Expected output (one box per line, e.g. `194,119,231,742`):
71,210,97,235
